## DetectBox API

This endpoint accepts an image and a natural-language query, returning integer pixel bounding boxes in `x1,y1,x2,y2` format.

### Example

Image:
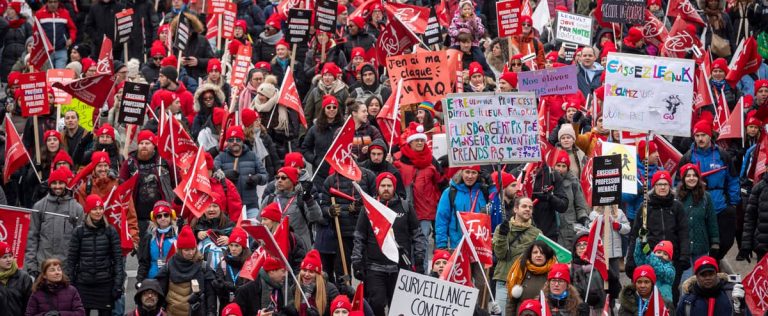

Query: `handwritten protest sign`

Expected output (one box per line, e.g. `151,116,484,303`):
555,11,593,46
604,53,695,137
518,64,579,96
745,254,768,315
600,0,645,25
61,99,95,131
496,0,522,37
386,50,453,105
389,269,478,316
602,142,637,195
593,154,622,206
18,72,49,117
118,82,150,125
444,92,540,166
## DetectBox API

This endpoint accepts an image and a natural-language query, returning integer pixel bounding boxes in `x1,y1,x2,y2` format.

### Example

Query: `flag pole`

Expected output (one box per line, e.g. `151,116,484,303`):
445,236,465,281
583,215,601,302
309,115,352,182
388,78,403,154
267,66,290,128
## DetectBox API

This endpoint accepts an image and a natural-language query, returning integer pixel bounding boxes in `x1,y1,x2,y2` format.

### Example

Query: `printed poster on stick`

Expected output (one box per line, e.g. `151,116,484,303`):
115,9,134,44
47,69,75,105
206,0,227,14
286,8,312,44
496,0,522,37
592,154,622,206
229,45,253,89
602,142,637,195
118,82,150,125
518,64,579,96
555,11,593,46
604,53,694,137
388,269,478,316
314,0,337,33
444,92,540,166
600,0,645,25
386,50,453,105
18,72,49,117
221,2,237,39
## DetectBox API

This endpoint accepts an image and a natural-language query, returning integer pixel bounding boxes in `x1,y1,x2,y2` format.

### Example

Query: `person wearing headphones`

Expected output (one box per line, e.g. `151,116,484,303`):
136,201,178,286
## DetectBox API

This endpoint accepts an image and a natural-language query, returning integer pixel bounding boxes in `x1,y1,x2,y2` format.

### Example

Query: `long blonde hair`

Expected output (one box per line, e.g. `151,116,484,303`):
293,271,327,315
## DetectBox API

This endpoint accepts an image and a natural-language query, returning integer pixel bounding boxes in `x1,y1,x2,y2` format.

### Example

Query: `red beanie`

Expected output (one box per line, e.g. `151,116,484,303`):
623,27,644,47
154,90,178,108
0,241,11,258
92,151,111,166
152,201,173,220
266,14,283,30
95,123,116,140
9,1,21,13
330,295,352,313
692,120,713,137
679,163,700,178
160,55,177,68
85,194,104,213
712,58,729,75
637,140,658,160
350,16,365,29
263,256,285,271
746,112,763,127
207,58,222,73
226,126,245,140
518,299,543,316
177,225,197,249
653,240,674,258
463,165,481,172
48,168,70,185
81,58,96,72
547,263,571,283
520,15,533,25
276,39,290,50
322,94,339,108
554,149,570,168
647,0,661,6
432,249,451,266
491,171,517,188
546,51,559,62
277,166,299,185
235,19,247,31
301,249,323,273
499,71,518,87
44,130,62,142
556,5,568,11
468,62,484,78
7,72,21,86
53,150,74,168
633,265,657,284
651,170,671,187
351,47,365,59
322,62,342,78
376,172,397,189
137,130,156,146
229,227,248,248
212,107,227,126
150,44,167,57
241,108,259,127
755,79,768,92
254,61,272,72
260,202,282,222
284,152,305,168
221,303,243,316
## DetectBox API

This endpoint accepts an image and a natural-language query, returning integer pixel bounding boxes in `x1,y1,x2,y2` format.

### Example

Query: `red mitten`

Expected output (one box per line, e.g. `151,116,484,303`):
612,221,621,231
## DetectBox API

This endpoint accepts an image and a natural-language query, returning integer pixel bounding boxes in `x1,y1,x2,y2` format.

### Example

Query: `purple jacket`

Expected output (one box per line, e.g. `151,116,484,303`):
25,283,85,316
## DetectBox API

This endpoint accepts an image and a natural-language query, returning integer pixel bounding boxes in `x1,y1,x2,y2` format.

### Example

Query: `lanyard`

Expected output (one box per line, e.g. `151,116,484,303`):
227,264,237,283
638,297,649,316
279,196,298,214
155,233,166,255
469,191,480,212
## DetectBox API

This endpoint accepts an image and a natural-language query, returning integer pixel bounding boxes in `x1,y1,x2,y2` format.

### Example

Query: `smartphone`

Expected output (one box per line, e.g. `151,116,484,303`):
728,274,742,283
206,229,219,241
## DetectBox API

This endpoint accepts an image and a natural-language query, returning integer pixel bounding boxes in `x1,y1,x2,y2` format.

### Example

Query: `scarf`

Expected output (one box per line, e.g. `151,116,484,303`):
400,144,434,169
711,79,730,92
510,216,532,229
239,82,259,112
506,257,557,292
260,30,284,46
252,128,270,162
168,254,202,283
0,261,18,285
7,18,26,29
704,8,724,30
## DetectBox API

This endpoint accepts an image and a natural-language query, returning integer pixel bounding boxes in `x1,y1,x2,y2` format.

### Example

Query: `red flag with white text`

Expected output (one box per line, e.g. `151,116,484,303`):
694,65,715,110
241,221,288,259
0,206,31,268
352,283,365,312
643,10,668,48
173,149,213,218
383,2,429,33
667,0,705,25
661,17,701,58
239,248,267,281
375,13,419,65
581,215,609,281
52,74,116,109
354,183,400,263
29,18,53,71
97,36,114,75
325,117,363,181
439,237,473,287
278,67,307,128
718,101,743,140
654,135,683,172
581,141,602,206
726,37,763,87
458,212,493,267
4,116,31,183
349,0,382,21
158,110,198,173
104,174,138,256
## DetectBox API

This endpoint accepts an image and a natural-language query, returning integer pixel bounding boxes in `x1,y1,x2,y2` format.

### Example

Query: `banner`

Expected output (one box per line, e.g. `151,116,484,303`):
174,14,190,52
390,269,478,316
60,99,96,131
423,7,443,47
745,254,768,315
118,82,149,125
115,9,134,44
602,142,638,195
558,42,578,64
0,206,31,268
592,154,622,206
599,0,644,25
458,212,493,267
386,50,452,105
18,72,49,117
496,0,522,37
518,64,579,96
444,92,540,166
314,0,337,33
555,11,593,46
47,69,75,105
603,53,695,137
229,45,253,89
286,8,312,44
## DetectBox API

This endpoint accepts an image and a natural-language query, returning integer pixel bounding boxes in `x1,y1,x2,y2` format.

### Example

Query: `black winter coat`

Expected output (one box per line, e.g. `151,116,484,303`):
213,254,251,307
342,31,376,58
0,269,32,316
85,0,126,59
0,19,31,81
179,33,214,81
530,165,569,240
235,270,286,316
301,119,343,189
65,219,125,309
124,0,156,61
742,173,768,254
315,170,377,253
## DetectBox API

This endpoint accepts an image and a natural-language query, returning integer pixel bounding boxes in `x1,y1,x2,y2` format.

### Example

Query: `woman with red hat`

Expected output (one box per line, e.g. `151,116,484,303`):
709,57,742,110
22,129,64,206
510,15,546,69
676,163,720,281
241,107,280,178
302,94,345,188
539,263,590,315
213,227,252,309
286,249,341,316
551,149,590,247
465,61,494,92
304,62,350,127
569,232,606,313
0,238,32,316
618,265,662,315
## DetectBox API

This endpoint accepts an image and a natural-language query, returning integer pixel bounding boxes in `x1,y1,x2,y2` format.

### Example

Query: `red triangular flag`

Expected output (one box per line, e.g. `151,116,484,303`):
3,116,31,183
693,65,715,110
273,216,291,259
97,35,114,75
667,0,705,25
580,140,602,206
348,0,381,21
718,104,743,139
654,135,683,172
173,148,213,218
581,215,609,281
713,89,730,133
325,117,362,181
239,248,267,281
52,74,115,108
352,282,365,312
278,67,307,128
376,83,402,148
104,174,139,256
29,18,54,71
241,222,286,259
439,237,473,287
458,212,493,267
375,12,419,65
661,17,701,58
158,109,198,173
383,2,429,33
726,37,763,87
354,183,399,263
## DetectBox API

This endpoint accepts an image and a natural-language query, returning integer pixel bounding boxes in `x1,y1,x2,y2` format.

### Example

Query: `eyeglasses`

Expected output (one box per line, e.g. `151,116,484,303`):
550,279,567,285
276,175,290,181
511,62,522,67
228,138,243,143
325,106,337,110
156,213,171,219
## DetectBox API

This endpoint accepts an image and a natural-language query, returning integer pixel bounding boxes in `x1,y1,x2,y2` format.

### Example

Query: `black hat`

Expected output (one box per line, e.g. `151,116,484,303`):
160,66,178,83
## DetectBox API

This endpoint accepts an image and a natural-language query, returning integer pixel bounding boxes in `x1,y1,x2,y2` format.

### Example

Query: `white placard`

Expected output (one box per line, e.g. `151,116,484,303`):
431,133,448,160
555,11,593,46
602,142,638,195
603,53,695,137
388,269,479,316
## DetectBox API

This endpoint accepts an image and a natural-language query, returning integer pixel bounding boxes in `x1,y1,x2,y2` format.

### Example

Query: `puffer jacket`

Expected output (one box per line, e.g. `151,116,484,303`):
680,192,720,256
303,80,350,125
35,7,77,50
214,145,269,208
393,150,443,221
742,172,768,254
260,189,323,249
617,285,642,316
492,219,541,281
677,274,749,316
318,170,377,238
558,172,589,248
633,239,675,303
679,143,741,213
156,254,217,316
301,120,342,189
25,282,85,316
435,175,496,249
622,160,664,220
190,83,227,140
506,270,549,316
24,193,84,275
0,18,31,81
65,219,124,286
0,268,32,316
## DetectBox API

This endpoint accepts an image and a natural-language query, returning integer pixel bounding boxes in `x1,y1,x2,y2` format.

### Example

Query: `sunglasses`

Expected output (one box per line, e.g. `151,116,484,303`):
510,62,522,66
156,213,171,219
228,138,243,143
522,23,532,26
276,175,290,181
153,57,163,61
325,106,338,110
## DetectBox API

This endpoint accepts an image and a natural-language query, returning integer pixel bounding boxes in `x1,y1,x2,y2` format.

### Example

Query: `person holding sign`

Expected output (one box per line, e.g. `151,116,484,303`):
170,13,214,82
552,150,590,248
511,16,545,69
575,47,603,98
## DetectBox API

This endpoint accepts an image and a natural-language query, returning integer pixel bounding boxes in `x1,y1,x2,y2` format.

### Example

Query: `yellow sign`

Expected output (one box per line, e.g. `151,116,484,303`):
60,98,95,131
602,142,638,195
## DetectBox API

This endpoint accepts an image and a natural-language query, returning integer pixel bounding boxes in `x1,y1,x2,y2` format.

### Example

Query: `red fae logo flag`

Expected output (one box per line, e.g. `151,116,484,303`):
97,35,114,75
459,212,493,267
52,74,115,108
30,18,53,71
325,117,362,181
667,0,705,25
0,206,31,268
744,253,768,315
661,17,701,58
239,248,267,281
383,2,429,33
439,238,473,287
643,10,668,48
375,15,419,65
104,174,138,256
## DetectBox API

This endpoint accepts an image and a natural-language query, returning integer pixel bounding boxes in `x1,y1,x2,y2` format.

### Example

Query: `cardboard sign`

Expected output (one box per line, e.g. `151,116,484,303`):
314,0,337,33
388,269,478,316
386,50,453,105
0,206,31,268
744,254,768,315
115,9,134,44
47,69,75,105
555,11,593,46
286,8,312,44
423,6,443,46
18,72,49,117
496,0,522,37
518,64,579,96
221,2,237,39
600,0,645,25
592,154,622,206
444,92,540,166
602,142,638,195
229,45,253,89
118,82,150,125
603,53,695,137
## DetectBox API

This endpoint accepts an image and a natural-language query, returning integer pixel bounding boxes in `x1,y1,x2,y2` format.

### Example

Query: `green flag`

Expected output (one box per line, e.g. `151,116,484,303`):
536,234,572,263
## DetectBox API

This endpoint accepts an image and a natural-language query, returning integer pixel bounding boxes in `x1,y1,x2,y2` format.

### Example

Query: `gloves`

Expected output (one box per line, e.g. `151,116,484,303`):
353,262,365,281
709,244,720,257
329,204,341,217
414,261,425,274
488,301,501,316
112,287,123,300
213,169,226,181
348,204,360,215
733,283,745,299
572,110,584,123
612,221,621,231
224,169,239,182
498,221,510,236
246,174,257,186
532,191,551,202
302,188,314,202
737,249,752,263
577,302,590,315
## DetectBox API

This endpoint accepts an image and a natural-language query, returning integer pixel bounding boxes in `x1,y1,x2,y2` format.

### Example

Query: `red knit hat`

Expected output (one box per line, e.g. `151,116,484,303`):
491,171,517,188
468,62,484,78
518,299,543,316
276,39,290,50
226,126,245,140
152,201,173,221
322,62,342,78
266,14,283,30
137,130,156,146
330,295,352,313
746,112,763,127
48,168,70,185
263,256,285,271
260,202,282,222
712,58,729,75
150,44,166,57
81,58,96,72
694,255,719,274
520,15,533,25
44,130,62,142
647,0,661,6
601,41,617,59
337,3,347,14
221,303,243,316
207,58,222,73
0,241,11,258
637,140,658,160
95,123,116,140
9,1,21,14
547,263,571,283
633,265,657,284
554,149,570,168
301,249,323,273
254,61,272,72
7,72,21,86
177,225,197,249
679,163,700,178
53,151,74,168
92,151,110,166
555,5,568,11
85,194,104,213
499,71,518,87
432,249,450,266
277,166,299,184
376,172,397,189
546,51,559,62
653,240,674,258
692,120,713,137
154,90,178,108
322,94,339,108
241,108,259,126
284,152,305,168
623,27,644,47
351,47,366,59
350,16,366,29
755,79,768,92
229,227,248,248
651,170,671,187
235,19,247,31
463,165,481,172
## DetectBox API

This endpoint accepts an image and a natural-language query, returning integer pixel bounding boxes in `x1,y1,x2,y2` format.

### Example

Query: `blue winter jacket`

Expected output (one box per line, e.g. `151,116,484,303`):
676,277,751,316
435,179,496,249
622,159,663,220
737,62,768,98
679,144,741,213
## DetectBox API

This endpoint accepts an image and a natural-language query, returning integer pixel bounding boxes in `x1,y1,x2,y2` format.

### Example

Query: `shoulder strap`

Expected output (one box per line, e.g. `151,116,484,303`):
449,187,458,213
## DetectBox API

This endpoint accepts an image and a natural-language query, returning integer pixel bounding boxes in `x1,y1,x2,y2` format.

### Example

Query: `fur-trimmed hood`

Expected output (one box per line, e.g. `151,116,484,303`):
193,83,226,112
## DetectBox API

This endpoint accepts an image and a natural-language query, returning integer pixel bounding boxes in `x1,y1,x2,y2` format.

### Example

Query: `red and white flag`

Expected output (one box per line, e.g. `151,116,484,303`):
97,35,114,75
353,182,399,263
348,0,381,20
644,285,670,316
29,18,53,71
643,10,668,48
714,89,730,133
173,148,214,218
158,109,198,173
3,116,32,183
206,14,219,40
104,174,138,256
661,17,701,58
439,237,473,287
375,12,419,65
718,98,744,140
377,79,402,148
239,248,267,281
278,67,307,128
693,65,715,110
581,215,609,281
325,117,362,181
726,37,763,87
383,2,429,33
654,135,683,172
241,219,289,260
0,206,31,268
458,212,493,267
580,141,602,206
52,74,116,108
667,0,705,25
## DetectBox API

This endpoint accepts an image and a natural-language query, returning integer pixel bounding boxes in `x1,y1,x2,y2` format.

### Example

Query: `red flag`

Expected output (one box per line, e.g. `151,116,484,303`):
434,0,451,27
580,141,602,206
173,148,213,218
643,10,669,49
654,135,683,172
377,81,402,148
278,67,308,128
383,2,429,33
458,212,493,267
273,216,290,258
0,206,31,268
3,116,31,183
241,222,287,259
277,0,314,18
239,248,267,281
714,89,730,133
374,13,419,65
104,174,139,256
667,0,705,25
581,215,609,281
354,183,399,263
718,103,743,139
439,237,473,287
97,36,114,75
217,111,237,153
521,0,532,16
644,286,670,316
52,74,116,108
348,0,381,21
352,283,365,312
29,18,53,71
745,253,768,315
726,37,763,87
661,17,702,58
751,134,768,183
325,117,362,181
519,162,538,198
693,65,715,110
206,14,219,40
158,110,198,172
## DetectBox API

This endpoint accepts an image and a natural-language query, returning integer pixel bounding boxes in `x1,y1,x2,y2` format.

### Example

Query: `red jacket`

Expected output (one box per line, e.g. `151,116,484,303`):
394,152,442,221
210,177,243,223
35,7,77,50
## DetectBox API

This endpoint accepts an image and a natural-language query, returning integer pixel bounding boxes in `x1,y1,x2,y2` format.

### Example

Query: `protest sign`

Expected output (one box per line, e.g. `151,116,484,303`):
47,69,75,105
444,92,540,166
206,0,227,14
432,133,448,159
600,0,645,25
115,9,134,44
314,0,337,33
496,0,522,37
18,72,49,117
386,50,453,105
518,64,579,96
61,99,95,131
229,45,253,89
559,42,579,64
423,7,443,46
389,269,478,316
118,82,150,125
592,154,622,206
0,206,31,268
174,14,190,51
221,2,237,39
602,142,637,195
286,8,312,44
555,11,592,46
604,53,695,137
744,254,768,315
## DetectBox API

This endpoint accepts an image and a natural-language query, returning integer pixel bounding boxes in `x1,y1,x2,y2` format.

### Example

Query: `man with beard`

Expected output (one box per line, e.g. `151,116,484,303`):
126,279,165,316
214,126,269,211
358,139,404,197
351,172,426,315
350,63,391,104
120,130,176,237
235,256,288,316
149,65,195,124
75,123,122,170
61,110,86,159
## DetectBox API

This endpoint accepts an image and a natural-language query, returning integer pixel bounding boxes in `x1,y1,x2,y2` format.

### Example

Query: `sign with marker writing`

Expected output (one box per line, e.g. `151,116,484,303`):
601,142,637,195
518,64,578,96
444,92,540,166
555,11,593,46
603,52,695,137
386,50,453,105
600,0,645,25
388,269,478,316
592,154,622,206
